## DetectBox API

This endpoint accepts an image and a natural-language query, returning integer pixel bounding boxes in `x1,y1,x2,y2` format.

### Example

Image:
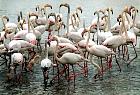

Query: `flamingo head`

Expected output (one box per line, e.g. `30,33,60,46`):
56,14,62,22
2,15,9,22
46,34,55,46
81,28,89,37
29,40,37,45
59,3,70,13
48,13,56,27
99,9,105,14
29,12,38,19
44,4,52,9
76,6,83,13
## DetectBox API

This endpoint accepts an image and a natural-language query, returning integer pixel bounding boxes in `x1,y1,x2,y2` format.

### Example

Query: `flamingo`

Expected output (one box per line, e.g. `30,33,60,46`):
41,40,53,86
90,9,107,34
103,11,135,65
26,54,40,72
120,7,138,65
111,6,132,35
74,6,83,27
36,4,53,26
85,25,117,77
7,52,24,81
69,6,83,30
129,6,140,36
52,35,89,84
102,11,130,49
29,4,52,28
1,15,17,33
59,3,85,43
94,8,113,44
4,39,35,52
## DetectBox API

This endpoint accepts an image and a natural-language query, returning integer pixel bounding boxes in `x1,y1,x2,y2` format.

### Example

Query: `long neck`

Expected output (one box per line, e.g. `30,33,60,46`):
108,10,111,31
132,9,137,26
27,15,30,33
86,31,91,52
54,37,61,63
30,20,36,33
2,17,6,29
122,13,128,38
45,40,48,58
44,9,48,23
66,12,70,35
124,12,130,24
96,12,100,44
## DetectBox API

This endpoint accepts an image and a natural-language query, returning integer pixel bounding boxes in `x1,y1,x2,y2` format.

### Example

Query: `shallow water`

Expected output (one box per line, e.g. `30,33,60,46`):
0,0,140,95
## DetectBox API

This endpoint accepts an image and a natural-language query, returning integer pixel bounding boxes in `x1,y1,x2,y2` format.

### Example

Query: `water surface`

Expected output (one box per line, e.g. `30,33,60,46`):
0,0,140,95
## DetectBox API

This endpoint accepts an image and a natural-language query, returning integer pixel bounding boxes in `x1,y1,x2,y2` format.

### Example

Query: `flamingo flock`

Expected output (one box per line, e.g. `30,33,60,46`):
0,3,139,87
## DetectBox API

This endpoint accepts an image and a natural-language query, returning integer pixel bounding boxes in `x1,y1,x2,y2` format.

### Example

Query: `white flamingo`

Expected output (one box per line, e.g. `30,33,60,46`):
7,52,24,81
129,6,140,36
53,34,89,84
4,39,35,52
85,25,116,76
41,40,53,85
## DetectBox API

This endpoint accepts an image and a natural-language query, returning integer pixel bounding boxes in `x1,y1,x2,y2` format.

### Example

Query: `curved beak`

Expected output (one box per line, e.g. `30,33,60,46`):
48,13,57,23
20,11,23,19
59,3,70,13
29,12,38,18
2,15,9,22
76,6,83,13
44,4,52,9
94,11,99,15
81,29,88,37
110,8,113,14
98,9,105,14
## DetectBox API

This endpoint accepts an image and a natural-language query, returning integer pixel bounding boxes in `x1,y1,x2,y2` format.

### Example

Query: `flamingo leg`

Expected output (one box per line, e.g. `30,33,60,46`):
83,51,88,77
127,43,137,66
42,67,49,87
100,58,104,74
67,64,70,82
0,54,8,67
85,52,89,76
57,63,60,83
114,54,121,72
71,64,75,86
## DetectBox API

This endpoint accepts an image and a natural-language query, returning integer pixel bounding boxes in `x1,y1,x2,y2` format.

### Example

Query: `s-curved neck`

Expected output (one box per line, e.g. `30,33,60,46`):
121,13,128,38
45,40,48,58
107,10,111,31
86,30,91,52
54,36,61,63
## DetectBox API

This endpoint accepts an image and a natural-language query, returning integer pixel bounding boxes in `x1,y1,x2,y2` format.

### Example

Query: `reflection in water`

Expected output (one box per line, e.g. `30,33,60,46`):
0,0,140,95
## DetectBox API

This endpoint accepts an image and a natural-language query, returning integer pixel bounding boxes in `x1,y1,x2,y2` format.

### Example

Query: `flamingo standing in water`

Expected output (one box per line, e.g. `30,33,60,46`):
51,35,90,84
84,25,117,78
103,10,135,66
121,6,137,65
129,6,140,36
41,40,53,86
7,52,24,82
